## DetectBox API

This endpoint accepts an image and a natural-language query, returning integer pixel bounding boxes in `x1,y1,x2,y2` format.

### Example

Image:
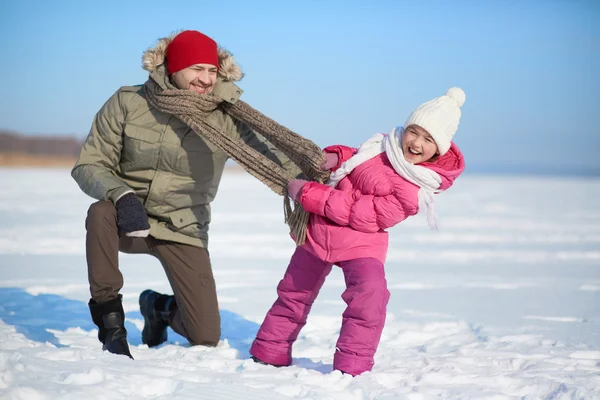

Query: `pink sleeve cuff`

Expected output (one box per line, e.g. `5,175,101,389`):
299,181,333,216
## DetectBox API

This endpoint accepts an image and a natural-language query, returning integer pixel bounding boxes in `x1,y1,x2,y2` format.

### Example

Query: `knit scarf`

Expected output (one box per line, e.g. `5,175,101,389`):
144,75,330,245
327,126,443,229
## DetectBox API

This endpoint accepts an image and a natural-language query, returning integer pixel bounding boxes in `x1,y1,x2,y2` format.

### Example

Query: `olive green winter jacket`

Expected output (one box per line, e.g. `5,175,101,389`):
72,40,302,248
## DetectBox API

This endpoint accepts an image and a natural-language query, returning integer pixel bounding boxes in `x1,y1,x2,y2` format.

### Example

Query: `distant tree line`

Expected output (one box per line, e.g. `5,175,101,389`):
0,130,84,157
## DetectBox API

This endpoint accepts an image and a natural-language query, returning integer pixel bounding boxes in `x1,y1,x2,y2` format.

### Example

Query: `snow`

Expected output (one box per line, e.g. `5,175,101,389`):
0,168,599,399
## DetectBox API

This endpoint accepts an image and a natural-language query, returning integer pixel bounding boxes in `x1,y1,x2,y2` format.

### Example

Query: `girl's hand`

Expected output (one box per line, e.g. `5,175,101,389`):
321,152,339,171
287,179,309,201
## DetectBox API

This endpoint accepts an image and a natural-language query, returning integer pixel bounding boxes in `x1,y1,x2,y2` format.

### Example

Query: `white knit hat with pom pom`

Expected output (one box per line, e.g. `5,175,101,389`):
404,87,466,156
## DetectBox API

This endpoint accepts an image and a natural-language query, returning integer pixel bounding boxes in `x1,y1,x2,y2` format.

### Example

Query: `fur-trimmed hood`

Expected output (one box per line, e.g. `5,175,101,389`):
141,32,244,82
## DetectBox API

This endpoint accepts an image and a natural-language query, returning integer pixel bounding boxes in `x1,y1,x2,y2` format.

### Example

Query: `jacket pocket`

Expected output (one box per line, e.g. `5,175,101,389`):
121,124,161,170
123,124,162,143
168,205,211,238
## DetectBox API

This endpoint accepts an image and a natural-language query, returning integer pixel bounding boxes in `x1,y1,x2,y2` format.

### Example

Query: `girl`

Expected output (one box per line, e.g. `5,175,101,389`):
250,88,467,376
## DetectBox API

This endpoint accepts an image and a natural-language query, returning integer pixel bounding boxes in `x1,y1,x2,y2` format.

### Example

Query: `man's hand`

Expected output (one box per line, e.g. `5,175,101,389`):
287,179,309,201
115,193,150,237
321,152,339,171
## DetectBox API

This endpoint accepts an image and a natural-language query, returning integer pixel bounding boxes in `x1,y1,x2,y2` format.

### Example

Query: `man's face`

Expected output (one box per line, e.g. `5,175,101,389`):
402,124,439,164
171,63,218,94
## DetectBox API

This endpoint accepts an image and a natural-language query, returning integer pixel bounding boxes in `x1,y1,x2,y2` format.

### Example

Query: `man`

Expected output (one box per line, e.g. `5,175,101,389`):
72,30,303,358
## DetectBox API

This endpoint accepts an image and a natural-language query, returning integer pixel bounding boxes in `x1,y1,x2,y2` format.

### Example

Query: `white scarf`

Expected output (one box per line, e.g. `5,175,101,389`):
326,127,443,229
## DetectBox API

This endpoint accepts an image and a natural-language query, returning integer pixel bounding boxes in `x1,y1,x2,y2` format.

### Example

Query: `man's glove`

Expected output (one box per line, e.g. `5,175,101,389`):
115,193,150,237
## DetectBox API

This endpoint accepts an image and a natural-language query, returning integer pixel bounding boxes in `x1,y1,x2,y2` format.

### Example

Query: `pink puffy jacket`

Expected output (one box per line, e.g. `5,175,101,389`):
298,143,466,264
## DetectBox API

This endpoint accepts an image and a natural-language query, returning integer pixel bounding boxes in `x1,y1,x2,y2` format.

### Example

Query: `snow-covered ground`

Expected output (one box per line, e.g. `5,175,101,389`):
0,168,599,399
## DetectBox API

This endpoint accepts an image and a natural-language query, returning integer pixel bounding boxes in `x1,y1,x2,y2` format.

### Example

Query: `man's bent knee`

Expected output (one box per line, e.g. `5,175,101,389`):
86,201,116,227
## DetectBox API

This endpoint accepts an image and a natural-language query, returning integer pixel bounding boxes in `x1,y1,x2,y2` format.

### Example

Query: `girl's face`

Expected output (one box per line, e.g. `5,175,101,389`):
402,125,439,164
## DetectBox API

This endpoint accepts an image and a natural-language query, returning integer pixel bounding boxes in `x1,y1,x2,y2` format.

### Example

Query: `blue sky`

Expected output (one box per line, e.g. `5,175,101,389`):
1,0,598,171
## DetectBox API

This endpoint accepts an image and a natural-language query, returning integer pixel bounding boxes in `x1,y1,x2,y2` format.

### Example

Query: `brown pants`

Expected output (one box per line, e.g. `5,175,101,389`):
85,201,220,346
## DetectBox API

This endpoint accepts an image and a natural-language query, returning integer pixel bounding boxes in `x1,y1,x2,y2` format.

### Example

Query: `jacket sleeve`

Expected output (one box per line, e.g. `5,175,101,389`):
323,145,356,171
299,181,415,233
71,90,133,202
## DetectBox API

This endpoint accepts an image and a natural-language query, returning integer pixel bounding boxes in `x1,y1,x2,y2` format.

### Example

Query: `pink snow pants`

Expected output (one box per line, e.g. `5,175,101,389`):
250,247,390,376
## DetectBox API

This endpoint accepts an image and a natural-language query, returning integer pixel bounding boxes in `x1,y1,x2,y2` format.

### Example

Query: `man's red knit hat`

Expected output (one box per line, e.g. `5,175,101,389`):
166,30,219,74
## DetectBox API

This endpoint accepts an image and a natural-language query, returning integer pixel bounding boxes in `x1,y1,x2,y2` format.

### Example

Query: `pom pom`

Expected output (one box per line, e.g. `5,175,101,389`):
446,87,466,107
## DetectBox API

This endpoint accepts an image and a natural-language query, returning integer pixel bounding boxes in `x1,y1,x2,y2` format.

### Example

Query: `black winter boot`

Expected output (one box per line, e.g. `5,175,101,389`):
102,312,133,359
139,289,174,347
88,295,133,359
